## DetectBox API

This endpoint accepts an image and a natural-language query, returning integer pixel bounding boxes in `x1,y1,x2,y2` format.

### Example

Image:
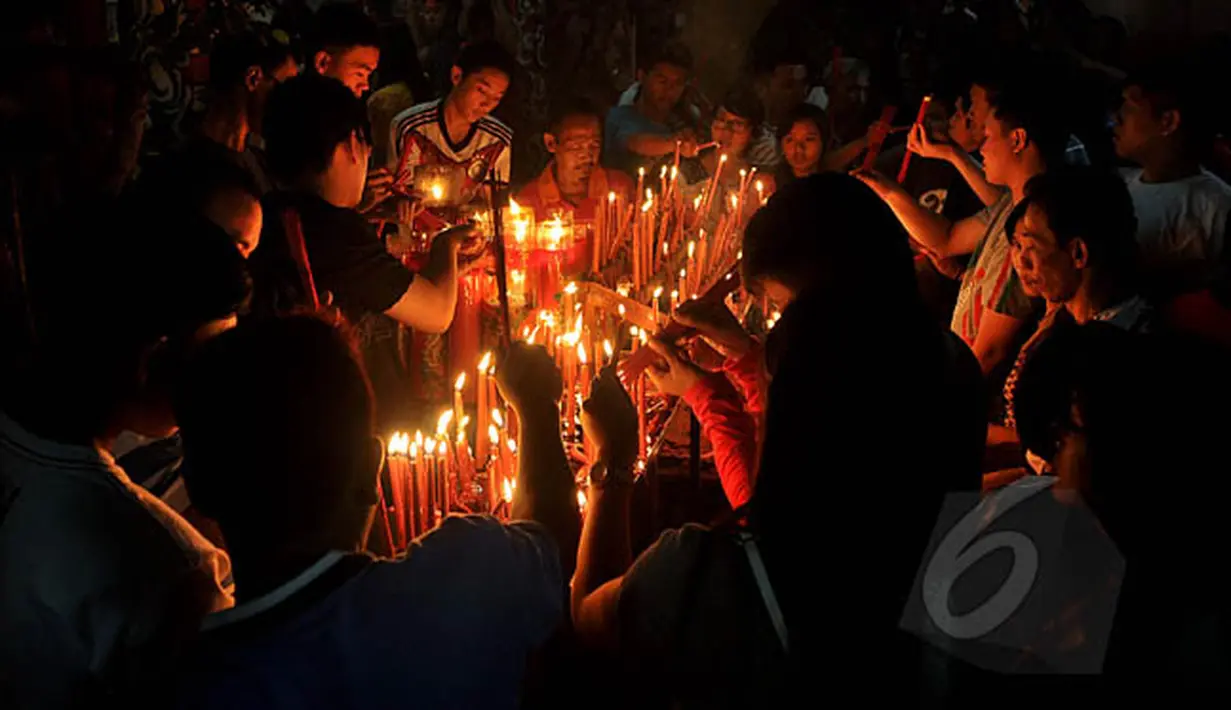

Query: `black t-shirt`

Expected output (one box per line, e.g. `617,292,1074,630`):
252,191,413,319
251,191,415,424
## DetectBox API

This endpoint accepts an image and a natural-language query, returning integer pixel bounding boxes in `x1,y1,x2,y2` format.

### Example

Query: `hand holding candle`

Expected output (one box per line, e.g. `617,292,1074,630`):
580,366,639,470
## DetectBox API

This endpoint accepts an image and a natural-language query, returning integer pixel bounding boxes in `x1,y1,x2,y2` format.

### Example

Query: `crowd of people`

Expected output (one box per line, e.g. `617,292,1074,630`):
5,0,1231,707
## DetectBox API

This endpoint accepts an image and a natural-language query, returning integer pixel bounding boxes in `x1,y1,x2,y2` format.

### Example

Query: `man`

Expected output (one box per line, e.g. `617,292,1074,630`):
135,29,297,200
856,69,1067,378
387,40,514,403
1114,57,1231,299
389,39,515,214
604,43,701,177
1009,166,1151,331
174,318,577,709
0,206,247,707
518,98,634,219
307,2,381,99
253,74,476,426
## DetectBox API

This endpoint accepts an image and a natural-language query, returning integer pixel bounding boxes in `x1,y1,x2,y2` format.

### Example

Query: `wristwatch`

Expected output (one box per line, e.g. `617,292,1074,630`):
589,459,636,490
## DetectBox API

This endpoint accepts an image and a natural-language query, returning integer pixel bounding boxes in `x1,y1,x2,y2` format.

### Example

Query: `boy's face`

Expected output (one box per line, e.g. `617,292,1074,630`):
643,61,689,113
449,66,510,123
1114,85,1169,163
204,189,263,259
316,45,380,97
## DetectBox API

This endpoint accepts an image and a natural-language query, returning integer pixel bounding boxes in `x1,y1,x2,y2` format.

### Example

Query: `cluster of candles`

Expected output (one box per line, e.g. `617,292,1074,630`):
503,199,577,253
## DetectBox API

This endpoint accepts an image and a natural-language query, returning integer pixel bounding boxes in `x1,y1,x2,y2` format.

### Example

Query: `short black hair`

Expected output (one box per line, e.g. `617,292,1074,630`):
1006,166,1138,277
454,39,516,81
308,2,380,57
987,67,1072,168
752,45,809,76
777,102,827,142
209,28,296,91
264,74,370,182
717,83,765,129
643,41,693,74
743,173,917,303
1125,54,1217,154
24,201,250,440
177,315,375,545
547,96,602,135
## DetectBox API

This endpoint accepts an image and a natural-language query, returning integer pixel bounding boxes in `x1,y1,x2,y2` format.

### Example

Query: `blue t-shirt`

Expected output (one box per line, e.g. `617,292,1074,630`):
176,516,562,709
604,104,676,177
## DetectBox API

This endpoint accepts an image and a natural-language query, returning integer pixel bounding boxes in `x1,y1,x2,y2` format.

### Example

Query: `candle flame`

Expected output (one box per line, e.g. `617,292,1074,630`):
526,324,540,344
756,180,764,193
639,330,648,345
670,165,678,179
387,431,409,456
687,241,695,259
641,199,652,213
491,408,505,428
425,438,438,455
502,478,514,503
415,430,424,448
679,268,686,278
436,410,453,435
629,326,639,337
693,195,703,210
603,340,614,359
489,423,500,445
456,429,467,445
638,166,645,177
507,439,517,453
645,188,653,202
653,286,664,299
430,183,444,201
521,325,530,339
608,191,616,203
459,415,470,429
577,342,587,364
671,289,679,300
617,304,626,317
564,281,578,295
662,241,669,255
478,351,492,372
409,441,418,459
740,168,747,178
720,154,729,163
508,198,521,216
737,250,743,260
660,165,667,178
577,489,588,511
749,167,758,177
730,194,739,209
455,372,467,392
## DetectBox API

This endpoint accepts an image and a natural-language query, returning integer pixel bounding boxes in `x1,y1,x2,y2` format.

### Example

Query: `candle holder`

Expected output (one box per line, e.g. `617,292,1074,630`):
535,211,576,252
413,164,460,208
503,199,536,253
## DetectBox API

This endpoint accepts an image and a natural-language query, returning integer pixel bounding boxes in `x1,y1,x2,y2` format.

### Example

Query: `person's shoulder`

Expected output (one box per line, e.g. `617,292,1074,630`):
1120,166,1144,184
605,168,635,193
477,115,514,144
606,104,637,121
418,515,555,556
627,524,715,582
1190,169,1231,202
393,100,442,134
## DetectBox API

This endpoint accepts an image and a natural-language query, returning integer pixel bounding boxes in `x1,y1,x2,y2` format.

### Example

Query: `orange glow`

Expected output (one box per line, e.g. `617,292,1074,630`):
436,410,453,435
454,373,467,392
387,432,409,456
488,424,500,445
478,351,492,372
577,342,588,364
491,409,505,428
502,478,514,504
577,489,588,512
603,340,614,359
508,198,521,216
608,191,616,203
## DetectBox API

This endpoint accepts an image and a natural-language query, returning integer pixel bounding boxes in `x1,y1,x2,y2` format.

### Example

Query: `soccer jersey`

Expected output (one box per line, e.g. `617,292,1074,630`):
389,99,513,209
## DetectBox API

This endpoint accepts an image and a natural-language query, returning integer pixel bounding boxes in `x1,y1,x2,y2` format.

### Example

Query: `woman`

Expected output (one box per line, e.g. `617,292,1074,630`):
774,103,827,184
683,84,776,196
572,174,986,707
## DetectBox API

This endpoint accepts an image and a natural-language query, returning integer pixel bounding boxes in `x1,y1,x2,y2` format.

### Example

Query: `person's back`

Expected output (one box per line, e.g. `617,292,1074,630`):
178,516,559,710
0,207,244,707
173,317,569,709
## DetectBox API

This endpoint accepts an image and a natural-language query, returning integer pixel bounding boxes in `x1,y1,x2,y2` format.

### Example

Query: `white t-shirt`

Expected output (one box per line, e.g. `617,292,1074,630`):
177,516,562,710
0,411,233,708
1122,167,1231,294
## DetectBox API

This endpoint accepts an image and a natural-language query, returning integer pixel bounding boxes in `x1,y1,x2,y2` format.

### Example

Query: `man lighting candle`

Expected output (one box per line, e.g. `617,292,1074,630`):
251,75,478,426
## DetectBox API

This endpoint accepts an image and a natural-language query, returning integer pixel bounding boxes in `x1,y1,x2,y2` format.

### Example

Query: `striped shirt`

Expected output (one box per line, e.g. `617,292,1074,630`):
389,99,513,204
951,194,1033,345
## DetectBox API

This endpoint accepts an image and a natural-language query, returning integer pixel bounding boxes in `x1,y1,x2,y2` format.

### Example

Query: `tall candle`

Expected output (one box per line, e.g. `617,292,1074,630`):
476,352,492,463
452,374,466,438
636,166,645,204
652,286,663,331
487,423,502,513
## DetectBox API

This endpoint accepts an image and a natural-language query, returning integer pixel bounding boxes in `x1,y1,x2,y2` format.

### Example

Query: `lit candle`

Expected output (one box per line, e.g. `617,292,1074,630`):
476,352,492,463
659,165,668,197
424,436,438,524
578,342,591,399
451,372,464,439
502,438,517,516
652,285,663,331
670,289,679,313
636,166,645,203
410,440,425,537
577,487,588,514
603,339,614,370
756,179,765,205
501,477,514,519
387,432,409,550
437,434,452,519
488,423,502,513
